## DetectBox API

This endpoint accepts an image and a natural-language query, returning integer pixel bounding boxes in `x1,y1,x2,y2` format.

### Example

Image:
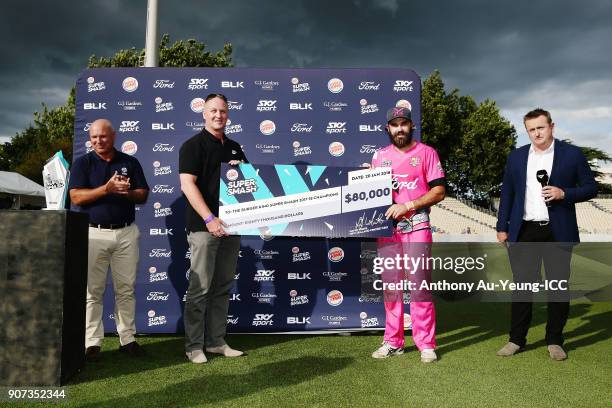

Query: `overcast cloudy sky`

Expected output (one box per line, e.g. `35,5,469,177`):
1,0,611,157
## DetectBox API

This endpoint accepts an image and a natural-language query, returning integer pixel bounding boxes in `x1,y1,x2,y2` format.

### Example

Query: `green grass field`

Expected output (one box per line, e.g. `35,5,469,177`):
10,301,610,408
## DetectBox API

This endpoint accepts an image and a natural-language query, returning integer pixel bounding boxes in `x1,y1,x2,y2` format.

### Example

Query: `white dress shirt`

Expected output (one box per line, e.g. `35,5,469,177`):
524,140,555,221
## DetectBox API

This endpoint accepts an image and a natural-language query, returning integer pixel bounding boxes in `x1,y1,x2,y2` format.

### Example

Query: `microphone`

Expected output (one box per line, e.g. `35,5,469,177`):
536,169,551,207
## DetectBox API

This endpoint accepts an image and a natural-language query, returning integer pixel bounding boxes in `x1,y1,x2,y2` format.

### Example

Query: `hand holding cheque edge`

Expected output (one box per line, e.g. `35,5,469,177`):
209,159,242,236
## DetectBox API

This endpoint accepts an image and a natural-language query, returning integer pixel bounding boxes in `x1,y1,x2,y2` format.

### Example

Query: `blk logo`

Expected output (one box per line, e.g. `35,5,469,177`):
83,102,106,110
221,81,244,88
289,103,313,110
288,273,311,280
152,123,175,131
359,125,382,132
287,317,311,324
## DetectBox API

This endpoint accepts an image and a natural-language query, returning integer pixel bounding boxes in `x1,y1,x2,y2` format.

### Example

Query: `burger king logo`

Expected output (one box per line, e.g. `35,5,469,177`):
121,140,138,156
122,77,138,92
328,247,344,262
328,142,345,157
190,97,205,113
327,78,344,93
226,169,239,181
396,99,412,110
260,120,276,135
327,290,344,306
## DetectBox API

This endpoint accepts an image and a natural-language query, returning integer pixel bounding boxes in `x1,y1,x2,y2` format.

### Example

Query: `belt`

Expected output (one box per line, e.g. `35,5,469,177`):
396,210,430,233
524,220,550,226
89,222,131,230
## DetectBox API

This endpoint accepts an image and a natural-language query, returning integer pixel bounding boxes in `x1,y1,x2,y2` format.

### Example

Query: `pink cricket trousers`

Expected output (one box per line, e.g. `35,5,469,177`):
377,227,436,350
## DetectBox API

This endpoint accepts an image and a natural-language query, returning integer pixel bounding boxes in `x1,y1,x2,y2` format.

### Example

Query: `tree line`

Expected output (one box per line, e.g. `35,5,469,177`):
1,34,609,206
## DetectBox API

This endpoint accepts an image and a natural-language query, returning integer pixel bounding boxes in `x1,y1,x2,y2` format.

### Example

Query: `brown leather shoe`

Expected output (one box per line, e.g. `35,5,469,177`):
119,341,146,357
85,346,101,362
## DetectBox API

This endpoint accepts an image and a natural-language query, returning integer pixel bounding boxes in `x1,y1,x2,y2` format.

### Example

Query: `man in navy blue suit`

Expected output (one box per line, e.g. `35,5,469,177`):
496,108,597,361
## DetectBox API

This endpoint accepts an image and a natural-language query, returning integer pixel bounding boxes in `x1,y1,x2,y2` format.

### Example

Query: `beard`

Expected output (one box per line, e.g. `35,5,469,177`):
388,128,413,148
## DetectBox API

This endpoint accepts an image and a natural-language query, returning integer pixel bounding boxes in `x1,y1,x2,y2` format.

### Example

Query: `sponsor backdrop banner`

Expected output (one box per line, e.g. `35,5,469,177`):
74,68,421,333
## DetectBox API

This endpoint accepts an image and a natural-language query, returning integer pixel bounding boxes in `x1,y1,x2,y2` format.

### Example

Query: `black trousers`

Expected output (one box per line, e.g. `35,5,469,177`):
507,221,573,347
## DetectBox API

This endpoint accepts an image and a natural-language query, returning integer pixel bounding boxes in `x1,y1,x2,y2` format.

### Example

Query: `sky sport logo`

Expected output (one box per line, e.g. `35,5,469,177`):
326,122,347,134
291,77,310,93
254,269,275,282
188,78,209,90
328,142,345,157
260,120,276,135
393,80,414,92
121,141,137,156
252,314,274,326
122,77,138,92
256,100,278,112
328,78,344,93
190,97,205,113
327,290,344,306
119,121,140,133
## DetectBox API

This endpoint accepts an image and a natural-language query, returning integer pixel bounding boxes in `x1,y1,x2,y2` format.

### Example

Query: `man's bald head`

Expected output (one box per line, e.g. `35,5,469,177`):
89,118,115,137
89,118,117,158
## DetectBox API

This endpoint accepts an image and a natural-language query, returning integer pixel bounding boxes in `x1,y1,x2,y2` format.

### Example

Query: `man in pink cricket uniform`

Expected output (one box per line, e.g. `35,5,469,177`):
370,106,446,363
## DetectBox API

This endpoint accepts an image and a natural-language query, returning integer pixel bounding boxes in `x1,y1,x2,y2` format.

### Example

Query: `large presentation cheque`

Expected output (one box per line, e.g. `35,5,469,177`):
219,163,393,238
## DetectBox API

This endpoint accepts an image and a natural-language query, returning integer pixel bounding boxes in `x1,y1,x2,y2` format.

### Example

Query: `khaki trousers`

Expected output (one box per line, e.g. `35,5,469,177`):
86,224,140,348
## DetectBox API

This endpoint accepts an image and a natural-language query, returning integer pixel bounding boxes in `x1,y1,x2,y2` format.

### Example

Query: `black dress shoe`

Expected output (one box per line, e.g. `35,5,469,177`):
119,341,145,356
85,346,101,362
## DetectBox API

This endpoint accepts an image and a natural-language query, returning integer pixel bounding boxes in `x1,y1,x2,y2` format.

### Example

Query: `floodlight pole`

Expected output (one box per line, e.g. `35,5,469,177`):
144,0,159,67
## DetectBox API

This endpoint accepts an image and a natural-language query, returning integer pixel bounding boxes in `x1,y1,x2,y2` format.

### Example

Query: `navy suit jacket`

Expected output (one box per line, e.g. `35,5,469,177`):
496,139,598,242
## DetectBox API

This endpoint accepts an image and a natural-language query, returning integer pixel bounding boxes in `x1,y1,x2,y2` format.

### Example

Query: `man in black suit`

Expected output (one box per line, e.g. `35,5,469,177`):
496,108,597,360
